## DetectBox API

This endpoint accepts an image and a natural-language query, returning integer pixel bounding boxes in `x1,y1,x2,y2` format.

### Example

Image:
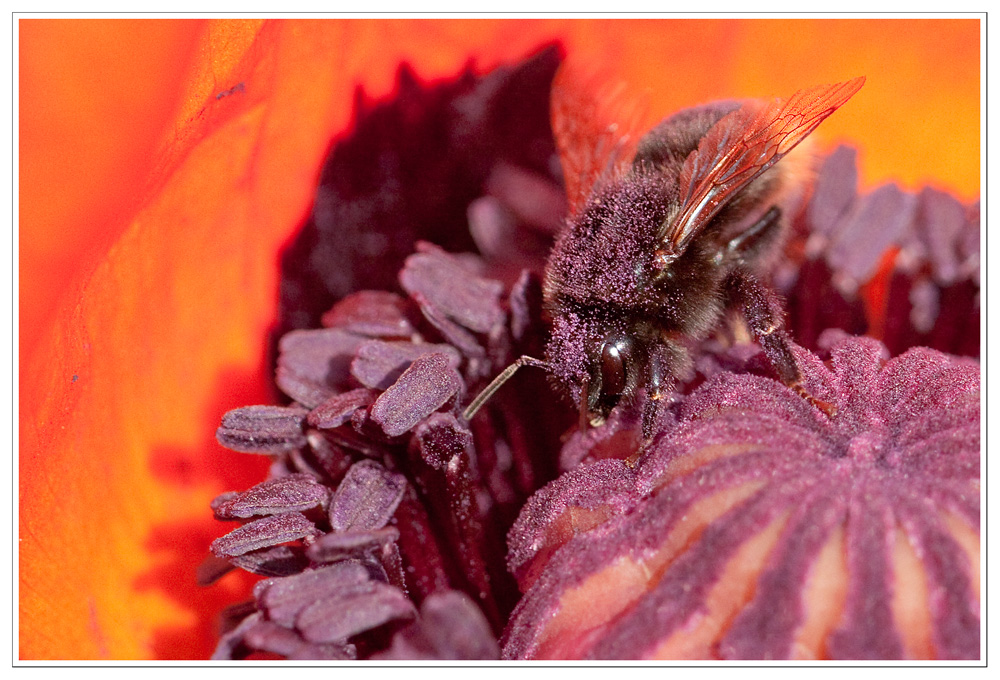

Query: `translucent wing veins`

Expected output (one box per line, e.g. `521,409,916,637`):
656,77,866,264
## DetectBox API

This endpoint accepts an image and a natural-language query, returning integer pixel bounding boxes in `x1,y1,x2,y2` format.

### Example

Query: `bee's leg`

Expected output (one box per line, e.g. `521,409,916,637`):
723,206,783,264
723,268,837,417
641,357,665,442
638,341,682,444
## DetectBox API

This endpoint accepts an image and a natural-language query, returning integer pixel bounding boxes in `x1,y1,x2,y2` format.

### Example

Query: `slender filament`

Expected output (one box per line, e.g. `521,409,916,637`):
462,355,551,421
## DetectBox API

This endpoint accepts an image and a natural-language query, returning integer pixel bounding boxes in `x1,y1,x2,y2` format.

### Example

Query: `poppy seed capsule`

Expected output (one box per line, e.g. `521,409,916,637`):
503,335,979,660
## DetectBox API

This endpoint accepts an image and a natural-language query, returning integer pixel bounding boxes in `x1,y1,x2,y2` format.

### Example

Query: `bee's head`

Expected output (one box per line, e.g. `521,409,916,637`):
542,309,655,425
464,312,681,429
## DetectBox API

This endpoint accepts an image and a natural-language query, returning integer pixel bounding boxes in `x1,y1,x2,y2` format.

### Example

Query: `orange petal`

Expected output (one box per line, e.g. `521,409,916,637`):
19,18,980,660
18,19,206,362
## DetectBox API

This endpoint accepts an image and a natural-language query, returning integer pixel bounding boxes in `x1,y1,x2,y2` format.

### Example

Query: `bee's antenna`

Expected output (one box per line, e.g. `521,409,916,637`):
463,355,551,421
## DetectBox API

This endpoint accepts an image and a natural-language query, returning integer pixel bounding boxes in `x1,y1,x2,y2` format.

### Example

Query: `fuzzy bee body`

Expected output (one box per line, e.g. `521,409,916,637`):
541,80,865,425
463,78,863,429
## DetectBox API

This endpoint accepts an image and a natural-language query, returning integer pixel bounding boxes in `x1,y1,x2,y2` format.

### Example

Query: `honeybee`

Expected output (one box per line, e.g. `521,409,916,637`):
465,76,864,433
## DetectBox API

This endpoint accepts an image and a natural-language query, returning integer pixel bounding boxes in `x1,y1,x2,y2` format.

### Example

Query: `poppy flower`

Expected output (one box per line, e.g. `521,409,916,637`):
18,18,979,661
205,122,980,659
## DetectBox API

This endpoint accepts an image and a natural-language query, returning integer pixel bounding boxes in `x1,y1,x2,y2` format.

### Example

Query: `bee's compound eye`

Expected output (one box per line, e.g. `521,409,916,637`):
600,338,629,397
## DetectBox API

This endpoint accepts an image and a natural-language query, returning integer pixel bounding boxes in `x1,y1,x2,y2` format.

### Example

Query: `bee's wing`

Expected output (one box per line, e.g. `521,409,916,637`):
552,64,646,219
659,77,865,259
